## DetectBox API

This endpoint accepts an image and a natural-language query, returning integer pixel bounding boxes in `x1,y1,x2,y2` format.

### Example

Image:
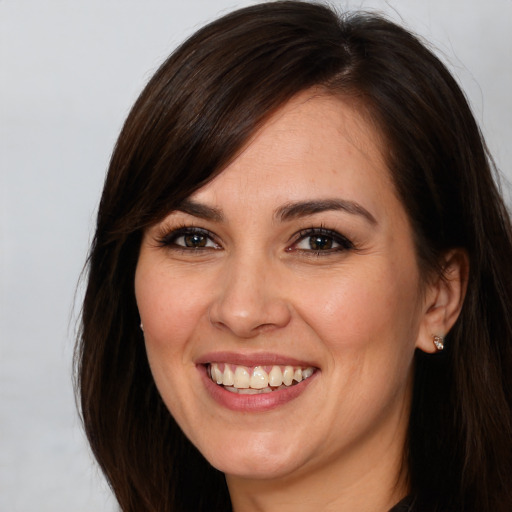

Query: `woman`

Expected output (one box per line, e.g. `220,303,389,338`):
75,1,512,511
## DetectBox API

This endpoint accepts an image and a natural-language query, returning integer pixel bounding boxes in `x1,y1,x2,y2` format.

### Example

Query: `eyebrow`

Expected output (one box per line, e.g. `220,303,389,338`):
275,199,377,225
175,199,224,222
174,198,377,225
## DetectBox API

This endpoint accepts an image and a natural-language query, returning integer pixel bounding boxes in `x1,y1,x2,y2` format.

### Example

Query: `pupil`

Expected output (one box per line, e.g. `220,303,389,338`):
310,235,332,250
185,234,207,247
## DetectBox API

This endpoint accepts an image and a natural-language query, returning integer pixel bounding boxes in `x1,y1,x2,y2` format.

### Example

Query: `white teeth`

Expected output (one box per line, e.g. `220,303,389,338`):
302,367,314,379
238,388,264,395
222,365,234,386
268,366,283,387
234,366,250,388
226,386,273,394
250,366,269,389
211,363,223,385
209,363,315,390
283,366,294,386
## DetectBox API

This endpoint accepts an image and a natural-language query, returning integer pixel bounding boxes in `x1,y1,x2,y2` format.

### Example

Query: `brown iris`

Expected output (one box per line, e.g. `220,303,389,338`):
309,235,333,251
184,233,208,248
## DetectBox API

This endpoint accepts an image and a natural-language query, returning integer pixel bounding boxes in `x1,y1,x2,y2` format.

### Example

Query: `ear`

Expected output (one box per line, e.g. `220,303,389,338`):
415,249,469,353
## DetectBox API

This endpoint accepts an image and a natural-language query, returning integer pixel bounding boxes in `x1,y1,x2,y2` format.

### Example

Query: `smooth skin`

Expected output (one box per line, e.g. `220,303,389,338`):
135,90,466,512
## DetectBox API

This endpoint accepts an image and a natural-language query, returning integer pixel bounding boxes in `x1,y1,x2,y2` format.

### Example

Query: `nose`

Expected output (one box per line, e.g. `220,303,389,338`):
208,253,291,338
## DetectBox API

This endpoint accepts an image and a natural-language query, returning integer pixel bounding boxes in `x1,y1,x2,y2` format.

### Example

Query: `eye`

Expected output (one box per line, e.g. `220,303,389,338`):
157,227,220,250
290,228,354,254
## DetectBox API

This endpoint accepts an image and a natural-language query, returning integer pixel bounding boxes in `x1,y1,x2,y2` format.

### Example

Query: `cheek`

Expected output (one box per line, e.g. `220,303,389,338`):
135,263,211,348
134,262,207,422
292,267,418,439
289,262,422,366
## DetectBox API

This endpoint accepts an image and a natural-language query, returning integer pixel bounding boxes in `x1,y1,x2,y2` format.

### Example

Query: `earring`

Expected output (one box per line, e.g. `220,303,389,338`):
433,335,444,351
140,322,144,332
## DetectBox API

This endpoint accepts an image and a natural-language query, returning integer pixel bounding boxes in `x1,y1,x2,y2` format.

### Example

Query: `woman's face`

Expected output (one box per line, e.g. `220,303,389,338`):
135,92,433,485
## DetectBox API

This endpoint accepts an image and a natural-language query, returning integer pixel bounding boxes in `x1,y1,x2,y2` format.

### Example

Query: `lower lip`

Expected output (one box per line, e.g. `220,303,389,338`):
198,365,318,412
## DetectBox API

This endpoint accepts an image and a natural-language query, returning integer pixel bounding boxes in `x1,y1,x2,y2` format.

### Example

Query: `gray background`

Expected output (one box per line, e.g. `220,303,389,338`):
1,1,511,510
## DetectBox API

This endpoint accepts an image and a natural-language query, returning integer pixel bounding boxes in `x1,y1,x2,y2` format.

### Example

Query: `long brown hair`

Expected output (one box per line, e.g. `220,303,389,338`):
75,2,512,510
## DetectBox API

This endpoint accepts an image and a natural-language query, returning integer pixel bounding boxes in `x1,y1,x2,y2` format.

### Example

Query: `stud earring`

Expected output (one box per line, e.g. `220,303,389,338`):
140,322,144,332
433,335,444,351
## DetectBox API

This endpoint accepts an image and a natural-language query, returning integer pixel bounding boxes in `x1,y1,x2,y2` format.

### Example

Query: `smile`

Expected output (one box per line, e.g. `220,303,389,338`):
207,363,316,394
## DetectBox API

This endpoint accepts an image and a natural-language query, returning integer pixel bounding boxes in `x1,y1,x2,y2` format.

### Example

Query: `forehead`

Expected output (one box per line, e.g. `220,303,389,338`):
191,90,395,216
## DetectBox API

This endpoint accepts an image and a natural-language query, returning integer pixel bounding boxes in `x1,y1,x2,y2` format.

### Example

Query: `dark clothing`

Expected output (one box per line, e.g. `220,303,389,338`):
389,496,416,512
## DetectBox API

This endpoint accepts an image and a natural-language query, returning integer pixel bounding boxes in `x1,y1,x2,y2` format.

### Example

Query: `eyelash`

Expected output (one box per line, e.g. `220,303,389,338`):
156,225,220,251
155,225,355,255
289,227,355,255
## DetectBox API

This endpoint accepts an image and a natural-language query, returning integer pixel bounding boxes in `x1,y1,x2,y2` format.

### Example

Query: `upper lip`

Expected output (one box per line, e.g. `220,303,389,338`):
195,351,318,368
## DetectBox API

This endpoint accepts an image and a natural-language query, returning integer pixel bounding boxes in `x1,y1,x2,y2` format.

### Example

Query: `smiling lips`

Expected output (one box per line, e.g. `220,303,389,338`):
208,363,316,394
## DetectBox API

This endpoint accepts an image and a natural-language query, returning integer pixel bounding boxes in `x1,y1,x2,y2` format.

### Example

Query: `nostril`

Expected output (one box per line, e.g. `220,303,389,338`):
208,293,292,338
208,313,289,338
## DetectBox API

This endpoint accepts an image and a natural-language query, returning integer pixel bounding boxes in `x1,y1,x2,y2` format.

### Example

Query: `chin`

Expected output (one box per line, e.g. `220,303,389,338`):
199,432,305,480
